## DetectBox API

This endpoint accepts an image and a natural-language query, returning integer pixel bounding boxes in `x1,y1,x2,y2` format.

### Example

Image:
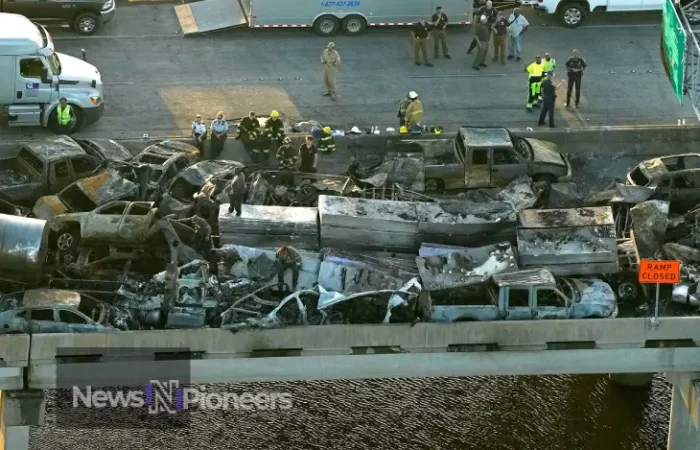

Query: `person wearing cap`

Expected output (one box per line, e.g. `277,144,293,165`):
404,91,423,127
321,42,341,100
525,55,544,111
210,111,229,158
431,6,451,59
227,166,246,217
191,114,207,152
538,71,564,128
275,246,303,292
507,8,529,62
397,93,412,127
55,97,75,135
299,135,318,173
472,14,491,70
264,110,285,162
236,111,261,158
276,137,298,170
318,126,336,153
411,19,433,67
467,1,497,54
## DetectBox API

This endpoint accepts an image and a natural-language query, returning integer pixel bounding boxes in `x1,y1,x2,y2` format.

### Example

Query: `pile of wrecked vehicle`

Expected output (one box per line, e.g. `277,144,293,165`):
0,131,698,334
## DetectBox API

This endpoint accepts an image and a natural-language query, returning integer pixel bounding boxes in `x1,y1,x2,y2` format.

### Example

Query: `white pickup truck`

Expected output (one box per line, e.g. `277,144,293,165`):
526,0,700,27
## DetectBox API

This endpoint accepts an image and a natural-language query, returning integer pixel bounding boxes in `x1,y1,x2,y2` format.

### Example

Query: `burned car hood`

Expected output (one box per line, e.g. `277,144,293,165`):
526,139,567,167
565,277,617,318
33,195,70,220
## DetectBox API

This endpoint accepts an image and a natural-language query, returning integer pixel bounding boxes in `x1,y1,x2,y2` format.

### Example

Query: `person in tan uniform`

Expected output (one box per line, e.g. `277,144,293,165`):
321,42,341,100
404,91,424,128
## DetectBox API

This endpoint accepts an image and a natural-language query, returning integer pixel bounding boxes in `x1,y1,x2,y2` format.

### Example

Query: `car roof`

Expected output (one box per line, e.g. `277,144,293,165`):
132,142,198,165
23,136,87,162
492,268,556,287
459,127,512,148
71,168,138,204
79,139,133,162
175,160,243,186
0,14,43,55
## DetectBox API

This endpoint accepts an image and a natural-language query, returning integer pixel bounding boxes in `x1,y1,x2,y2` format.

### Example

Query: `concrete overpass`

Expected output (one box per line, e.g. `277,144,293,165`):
0,317,698,448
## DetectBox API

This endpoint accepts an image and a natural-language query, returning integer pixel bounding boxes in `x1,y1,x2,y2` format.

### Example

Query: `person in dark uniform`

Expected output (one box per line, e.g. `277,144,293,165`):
565,48,587,108
210,111,229,159
275,246,303,292
411,19,433,67
538,71,563,128
431,6,451,59
298,135,317,173
235,111,260,157
466,0,497,54
227,166,246,217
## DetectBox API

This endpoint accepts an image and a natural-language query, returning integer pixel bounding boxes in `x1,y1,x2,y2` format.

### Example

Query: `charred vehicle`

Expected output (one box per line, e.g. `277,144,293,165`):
0,214,49,284
626,153,700,213
158,160,244,218
130,141,199,201
429,268,617,322
389,126,572,193
32,167,139,220
0,289,113,333
49,200,159,253
74,139,132,163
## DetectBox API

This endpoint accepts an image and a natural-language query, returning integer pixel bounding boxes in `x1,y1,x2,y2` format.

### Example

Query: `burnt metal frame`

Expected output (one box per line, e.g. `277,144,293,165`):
677,0,700,118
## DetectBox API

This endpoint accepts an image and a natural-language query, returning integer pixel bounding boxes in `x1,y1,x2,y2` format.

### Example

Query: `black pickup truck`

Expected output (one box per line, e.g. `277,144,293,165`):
1,0,116,35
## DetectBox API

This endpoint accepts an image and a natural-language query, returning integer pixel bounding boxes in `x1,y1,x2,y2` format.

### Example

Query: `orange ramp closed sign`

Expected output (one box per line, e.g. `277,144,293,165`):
638,260,681,284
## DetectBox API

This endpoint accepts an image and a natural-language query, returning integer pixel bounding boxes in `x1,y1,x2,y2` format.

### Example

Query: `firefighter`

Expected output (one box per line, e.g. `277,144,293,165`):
397,93,412,127
275,246,303,292
404,91,423,128
236,111,260,156
525,55,544,112
276,137,298,170
318,127,336,153
264,110,285,158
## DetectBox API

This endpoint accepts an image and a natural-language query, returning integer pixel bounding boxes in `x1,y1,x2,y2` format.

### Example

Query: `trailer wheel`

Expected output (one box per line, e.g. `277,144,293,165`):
314,15,339,36
342,15,366,35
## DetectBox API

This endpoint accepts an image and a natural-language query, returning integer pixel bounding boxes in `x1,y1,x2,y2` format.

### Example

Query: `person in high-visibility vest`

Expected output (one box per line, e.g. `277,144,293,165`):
525,55,544,112
56,97,73,134
540,53,557,104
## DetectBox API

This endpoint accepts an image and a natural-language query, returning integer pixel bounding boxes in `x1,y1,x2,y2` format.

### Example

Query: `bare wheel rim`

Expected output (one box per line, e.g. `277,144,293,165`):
617,282,637,300
564,8,581,25
320,19,335,34
57,233,73,251
346,18,362,33
79,17,96,33
425,179,439,192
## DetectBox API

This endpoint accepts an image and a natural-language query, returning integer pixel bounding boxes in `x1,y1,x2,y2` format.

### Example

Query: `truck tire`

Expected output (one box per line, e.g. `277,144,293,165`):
48,105,85,134
342,15,366,35
73,12,101,35
314,15,339,36
559,2,586,28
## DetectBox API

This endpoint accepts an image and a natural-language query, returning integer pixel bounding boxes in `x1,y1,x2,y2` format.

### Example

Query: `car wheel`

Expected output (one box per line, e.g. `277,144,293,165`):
48,105,85,134
424,179,444,193
314,15,339,36
559,3,586,28
74,12,100,36
342,15,366,35
56,227,80,252
533,174,557,184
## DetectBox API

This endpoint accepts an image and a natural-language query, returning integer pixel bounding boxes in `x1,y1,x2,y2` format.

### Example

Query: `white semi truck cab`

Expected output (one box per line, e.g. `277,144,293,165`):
0,13,104,132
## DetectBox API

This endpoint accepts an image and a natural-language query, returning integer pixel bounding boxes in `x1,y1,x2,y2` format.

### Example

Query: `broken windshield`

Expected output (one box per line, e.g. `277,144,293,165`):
168,177,201,203
60,185,97,212
513,137,533,160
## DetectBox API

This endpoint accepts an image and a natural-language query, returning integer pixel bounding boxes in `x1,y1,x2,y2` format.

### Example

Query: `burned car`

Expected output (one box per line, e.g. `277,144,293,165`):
626,154,700,213
49,200,159,253
32,167,140,220
158,160,244,218
390,126,572,192
130,141,199,201
75,139,133,163
429,268,617,322
0,289,113,333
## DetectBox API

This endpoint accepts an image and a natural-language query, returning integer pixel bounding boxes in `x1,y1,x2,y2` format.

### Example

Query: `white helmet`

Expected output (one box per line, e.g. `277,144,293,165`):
408,91,418,99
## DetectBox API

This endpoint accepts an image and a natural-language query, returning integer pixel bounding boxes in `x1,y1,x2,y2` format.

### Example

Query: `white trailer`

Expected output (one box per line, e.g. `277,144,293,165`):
175,0,474,36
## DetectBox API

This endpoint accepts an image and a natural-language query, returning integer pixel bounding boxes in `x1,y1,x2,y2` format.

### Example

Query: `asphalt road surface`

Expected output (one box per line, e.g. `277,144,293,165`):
0,3,695,140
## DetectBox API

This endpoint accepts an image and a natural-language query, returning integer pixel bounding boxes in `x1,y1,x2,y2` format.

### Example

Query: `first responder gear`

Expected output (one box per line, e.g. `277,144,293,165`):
283,137,292,144
399,126,409,134
57,104,72,126
433,126,443,135
404,98,424,126
408,91,418,99
270,110,280,118
526,58,544,111
264,117,285,142
276,143,298,169
542,54,556,74
318,129,336,153
410,124,423,135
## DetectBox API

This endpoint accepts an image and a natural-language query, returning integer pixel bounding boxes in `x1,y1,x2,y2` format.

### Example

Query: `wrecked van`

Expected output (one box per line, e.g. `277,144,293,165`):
430,268,617,322
390,126,572,193
32,167,139,220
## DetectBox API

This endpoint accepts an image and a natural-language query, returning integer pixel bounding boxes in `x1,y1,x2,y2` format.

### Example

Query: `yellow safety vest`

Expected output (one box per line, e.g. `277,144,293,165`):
57,105,71,125
542,59,556,73
526,62,544,78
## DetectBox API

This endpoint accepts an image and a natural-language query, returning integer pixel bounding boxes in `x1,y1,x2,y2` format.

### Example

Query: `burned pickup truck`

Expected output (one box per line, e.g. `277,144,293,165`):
388,126,572,193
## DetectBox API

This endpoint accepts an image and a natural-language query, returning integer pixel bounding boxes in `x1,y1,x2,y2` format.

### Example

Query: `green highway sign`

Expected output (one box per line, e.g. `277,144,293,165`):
663,0,686,104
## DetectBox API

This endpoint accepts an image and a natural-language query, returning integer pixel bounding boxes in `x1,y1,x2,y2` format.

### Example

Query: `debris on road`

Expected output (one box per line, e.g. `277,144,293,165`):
630,200,669,257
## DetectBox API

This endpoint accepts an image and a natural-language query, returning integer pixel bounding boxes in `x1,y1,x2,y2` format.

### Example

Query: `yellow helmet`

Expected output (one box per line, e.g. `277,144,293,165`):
270,110,279,118
399,126,409,134
323,126,331,133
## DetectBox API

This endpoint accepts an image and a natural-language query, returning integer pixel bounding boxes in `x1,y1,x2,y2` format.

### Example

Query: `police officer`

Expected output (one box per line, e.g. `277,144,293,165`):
538,71,563,128
264,110,285,161
404,91,423,128
55,97,73,135
210,111,229,158
276,137,298,170
565,49,587,108
467,0,497,54
191,114,207,151
318,127,336,154
236,111,260,157
275,246,303,292
525,55,544,112
227,166,246,217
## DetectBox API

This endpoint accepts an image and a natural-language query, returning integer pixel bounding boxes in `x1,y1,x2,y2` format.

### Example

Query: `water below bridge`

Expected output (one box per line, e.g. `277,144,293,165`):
29,374,671,450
